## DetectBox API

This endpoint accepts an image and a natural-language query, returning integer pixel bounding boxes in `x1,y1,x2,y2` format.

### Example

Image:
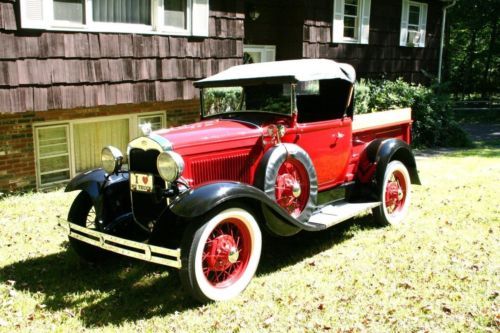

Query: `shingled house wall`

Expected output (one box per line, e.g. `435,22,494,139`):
301,0,441,83
244,0,442,83
0,0,245,191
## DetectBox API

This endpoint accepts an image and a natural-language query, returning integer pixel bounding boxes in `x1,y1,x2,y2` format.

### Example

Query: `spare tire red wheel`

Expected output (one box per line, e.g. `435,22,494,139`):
257,144,318,223
275,158,311,218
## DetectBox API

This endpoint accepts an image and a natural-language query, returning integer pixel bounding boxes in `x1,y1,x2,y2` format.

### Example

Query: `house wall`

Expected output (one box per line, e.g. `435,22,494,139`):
244,0,304,60
0,0,245,192
302,0,442,83
0,100,199,191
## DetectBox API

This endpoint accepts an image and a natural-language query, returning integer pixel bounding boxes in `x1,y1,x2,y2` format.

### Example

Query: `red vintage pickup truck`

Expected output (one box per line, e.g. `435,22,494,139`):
63,59,420,302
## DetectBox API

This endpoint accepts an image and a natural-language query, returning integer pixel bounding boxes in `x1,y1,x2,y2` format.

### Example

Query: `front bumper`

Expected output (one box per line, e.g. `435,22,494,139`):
63,221,182,269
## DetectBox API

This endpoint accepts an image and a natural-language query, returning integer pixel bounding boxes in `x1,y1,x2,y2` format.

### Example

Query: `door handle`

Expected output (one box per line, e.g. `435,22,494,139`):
331,132,344,148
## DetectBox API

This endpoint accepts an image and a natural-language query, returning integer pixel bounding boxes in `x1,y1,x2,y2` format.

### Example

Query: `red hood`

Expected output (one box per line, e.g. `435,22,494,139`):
154,119,263,154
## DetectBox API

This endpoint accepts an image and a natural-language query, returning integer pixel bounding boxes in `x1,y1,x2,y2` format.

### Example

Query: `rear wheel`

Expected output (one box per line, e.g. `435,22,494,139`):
67,192,110,262
373,161,411,226
180,207,262,302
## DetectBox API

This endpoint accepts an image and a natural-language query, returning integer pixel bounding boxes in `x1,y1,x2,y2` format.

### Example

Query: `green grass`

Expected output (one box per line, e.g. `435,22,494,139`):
1,148,499,332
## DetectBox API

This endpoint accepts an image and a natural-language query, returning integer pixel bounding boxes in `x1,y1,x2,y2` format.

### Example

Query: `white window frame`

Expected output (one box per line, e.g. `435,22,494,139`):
20,0,209,37
400,0,428,48
332,0,371,44
33,111,166,189
34,124,73,189
243,45,276,63
157,0,192,36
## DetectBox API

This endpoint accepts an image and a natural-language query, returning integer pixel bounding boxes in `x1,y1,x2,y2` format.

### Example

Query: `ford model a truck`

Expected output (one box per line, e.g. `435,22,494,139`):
64,59,420,302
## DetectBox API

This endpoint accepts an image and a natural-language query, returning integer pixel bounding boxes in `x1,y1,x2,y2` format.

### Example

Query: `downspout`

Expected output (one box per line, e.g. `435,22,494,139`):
438,0,457,83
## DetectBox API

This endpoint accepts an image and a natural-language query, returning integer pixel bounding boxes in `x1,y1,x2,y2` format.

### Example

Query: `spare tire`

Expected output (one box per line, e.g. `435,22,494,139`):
255,144,318,223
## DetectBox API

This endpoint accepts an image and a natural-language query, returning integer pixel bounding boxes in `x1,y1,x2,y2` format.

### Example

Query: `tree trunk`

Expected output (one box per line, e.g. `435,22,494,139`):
463,28,477,96
481,17,498,99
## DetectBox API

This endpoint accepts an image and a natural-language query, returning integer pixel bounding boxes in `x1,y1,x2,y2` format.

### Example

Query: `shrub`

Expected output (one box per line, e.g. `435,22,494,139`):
354,79,471,147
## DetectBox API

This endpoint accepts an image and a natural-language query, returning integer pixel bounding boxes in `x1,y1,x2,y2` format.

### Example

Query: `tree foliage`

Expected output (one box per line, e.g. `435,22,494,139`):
447,0,499,98
355,79,471,147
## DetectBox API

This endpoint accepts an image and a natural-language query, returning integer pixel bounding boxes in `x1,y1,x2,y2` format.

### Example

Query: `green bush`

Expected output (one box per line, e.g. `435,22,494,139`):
354,79,471,147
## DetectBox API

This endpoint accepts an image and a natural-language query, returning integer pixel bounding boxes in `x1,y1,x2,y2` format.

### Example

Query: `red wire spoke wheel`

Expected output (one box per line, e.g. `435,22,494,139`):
373,161,412,225
275,158,310,218
257,143,317,226
201,219,251,288
180,207,262,302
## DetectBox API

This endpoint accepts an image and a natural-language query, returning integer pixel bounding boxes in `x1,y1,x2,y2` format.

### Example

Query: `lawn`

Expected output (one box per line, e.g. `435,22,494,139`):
0,147,498,332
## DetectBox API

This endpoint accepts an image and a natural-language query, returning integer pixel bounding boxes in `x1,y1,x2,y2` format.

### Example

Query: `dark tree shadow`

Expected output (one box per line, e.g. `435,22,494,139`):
0,215,382,327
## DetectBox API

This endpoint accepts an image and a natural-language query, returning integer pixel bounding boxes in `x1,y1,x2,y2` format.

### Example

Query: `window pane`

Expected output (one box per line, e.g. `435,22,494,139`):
202,85,292,117
409,5,420,25
343,0,359,39
244,51,262,64
40,155,70,173
54,0,84,22
344,16,357,28
344,27,356,38
164,0,187,29
93,0,151,24
41,171,71,185
37,126,71,186
344,4,358,16
40,143,68,157
139,115,163,131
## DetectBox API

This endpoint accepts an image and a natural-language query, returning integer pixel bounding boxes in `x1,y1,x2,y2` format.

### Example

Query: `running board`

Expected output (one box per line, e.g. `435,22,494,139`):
307,200,381,230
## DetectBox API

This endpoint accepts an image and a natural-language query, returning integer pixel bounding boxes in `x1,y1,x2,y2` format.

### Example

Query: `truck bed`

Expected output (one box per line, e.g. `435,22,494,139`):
352,108,412,135
345,108,413,182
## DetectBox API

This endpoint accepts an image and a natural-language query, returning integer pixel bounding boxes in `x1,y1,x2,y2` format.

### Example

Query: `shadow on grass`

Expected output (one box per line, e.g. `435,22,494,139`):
0,215,381,327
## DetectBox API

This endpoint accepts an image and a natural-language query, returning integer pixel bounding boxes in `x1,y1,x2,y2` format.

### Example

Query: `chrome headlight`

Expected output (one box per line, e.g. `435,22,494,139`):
157,151,184,182
101,146,123,174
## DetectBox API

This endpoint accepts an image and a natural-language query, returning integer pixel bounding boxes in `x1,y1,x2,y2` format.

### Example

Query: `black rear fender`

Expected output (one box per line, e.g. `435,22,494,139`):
375,139,421,186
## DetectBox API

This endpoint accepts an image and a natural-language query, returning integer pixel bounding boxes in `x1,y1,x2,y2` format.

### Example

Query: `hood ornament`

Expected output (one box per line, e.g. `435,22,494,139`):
140,122,152,136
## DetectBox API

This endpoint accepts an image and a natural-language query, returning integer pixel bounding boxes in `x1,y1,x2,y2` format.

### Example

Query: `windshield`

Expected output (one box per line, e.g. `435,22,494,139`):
202,84,294,117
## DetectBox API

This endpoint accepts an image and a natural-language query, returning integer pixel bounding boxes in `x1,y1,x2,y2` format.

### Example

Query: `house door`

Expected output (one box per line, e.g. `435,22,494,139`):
73,119,130,173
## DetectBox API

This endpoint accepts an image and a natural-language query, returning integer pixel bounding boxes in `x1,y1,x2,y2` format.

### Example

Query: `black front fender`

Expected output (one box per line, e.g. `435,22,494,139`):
170,182,320,232
65,169,129,219
65,169,107,200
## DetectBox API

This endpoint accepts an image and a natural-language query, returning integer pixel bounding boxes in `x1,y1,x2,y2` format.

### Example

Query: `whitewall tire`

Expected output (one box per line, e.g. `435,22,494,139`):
180,207,262,302
373,161,412,226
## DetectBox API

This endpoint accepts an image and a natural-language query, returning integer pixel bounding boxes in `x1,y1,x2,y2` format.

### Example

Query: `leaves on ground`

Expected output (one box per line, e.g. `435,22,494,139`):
0,148,499,332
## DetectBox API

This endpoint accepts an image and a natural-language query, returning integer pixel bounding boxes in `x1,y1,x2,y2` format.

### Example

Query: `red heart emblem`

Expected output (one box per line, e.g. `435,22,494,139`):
142,176,149,184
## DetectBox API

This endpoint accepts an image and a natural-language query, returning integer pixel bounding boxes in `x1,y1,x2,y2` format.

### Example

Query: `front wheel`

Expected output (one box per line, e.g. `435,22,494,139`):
67,191,110,262
179,207,262,302
373,161,411,226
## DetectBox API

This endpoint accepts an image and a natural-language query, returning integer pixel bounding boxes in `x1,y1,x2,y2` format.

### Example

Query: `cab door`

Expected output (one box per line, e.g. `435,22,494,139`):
293,117,352,189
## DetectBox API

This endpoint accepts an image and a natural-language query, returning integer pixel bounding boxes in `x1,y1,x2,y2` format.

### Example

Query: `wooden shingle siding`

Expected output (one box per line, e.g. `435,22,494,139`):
301,0,441,83
0,0,245,114
0,1,16,31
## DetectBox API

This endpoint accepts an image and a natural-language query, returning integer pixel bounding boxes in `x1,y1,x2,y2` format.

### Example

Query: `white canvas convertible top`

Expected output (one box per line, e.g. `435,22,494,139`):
194,59,356,88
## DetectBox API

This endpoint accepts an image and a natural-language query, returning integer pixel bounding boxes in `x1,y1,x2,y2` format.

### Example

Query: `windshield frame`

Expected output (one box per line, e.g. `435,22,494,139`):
199,83,298,119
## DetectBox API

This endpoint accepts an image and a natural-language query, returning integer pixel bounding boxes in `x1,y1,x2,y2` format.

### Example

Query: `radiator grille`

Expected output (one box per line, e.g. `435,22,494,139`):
191,153,251,186
129,148,166,226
